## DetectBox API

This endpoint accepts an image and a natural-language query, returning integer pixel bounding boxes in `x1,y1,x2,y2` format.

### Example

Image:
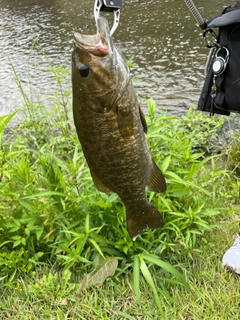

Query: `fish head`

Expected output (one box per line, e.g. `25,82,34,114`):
72,17,129,113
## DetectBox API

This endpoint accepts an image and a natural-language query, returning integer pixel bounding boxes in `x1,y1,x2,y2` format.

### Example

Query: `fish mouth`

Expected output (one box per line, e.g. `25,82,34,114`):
74,17,112,57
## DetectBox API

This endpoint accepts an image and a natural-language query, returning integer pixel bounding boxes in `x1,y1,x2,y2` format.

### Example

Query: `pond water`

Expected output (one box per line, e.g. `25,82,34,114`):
0,0,233,122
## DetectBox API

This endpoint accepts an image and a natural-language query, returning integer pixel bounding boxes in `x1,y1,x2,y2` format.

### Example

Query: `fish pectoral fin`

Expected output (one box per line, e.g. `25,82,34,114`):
126,202,164,240
139,106,148,134
117,105,134,138
90,170,111,193
148,161,167,193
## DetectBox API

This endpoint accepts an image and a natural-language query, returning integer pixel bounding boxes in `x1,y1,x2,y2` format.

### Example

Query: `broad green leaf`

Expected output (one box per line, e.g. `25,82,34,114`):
88,238,105,259
148,97,157,117
186,155,218,180
0,240,12,247
98,246,124,257
0,109,20,133
21,191,67,199
164,171,187,184
13,219,21,227
161,155,171,173
141,253,189,290
158,195,172,211
18,200,35,212
25,227,30,236
0,275,8,281
36,228,44,241
13,240,21,248
165,171,210,195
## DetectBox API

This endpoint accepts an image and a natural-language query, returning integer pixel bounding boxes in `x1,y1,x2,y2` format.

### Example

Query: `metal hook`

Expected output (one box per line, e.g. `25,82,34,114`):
94,0,122,35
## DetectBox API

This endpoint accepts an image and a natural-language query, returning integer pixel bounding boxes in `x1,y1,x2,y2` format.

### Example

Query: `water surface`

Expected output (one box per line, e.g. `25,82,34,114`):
0,0,232,120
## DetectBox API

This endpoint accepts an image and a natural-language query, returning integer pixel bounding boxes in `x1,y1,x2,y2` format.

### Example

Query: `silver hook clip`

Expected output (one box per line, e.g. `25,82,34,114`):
94,0,122,35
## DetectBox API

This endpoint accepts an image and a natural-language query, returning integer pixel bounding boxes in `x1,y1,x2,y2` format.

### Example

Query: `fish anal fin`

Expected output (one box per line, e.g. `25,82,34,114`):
90,170,111,193
117,104,134,138
148,161,166,193
126,202,164,240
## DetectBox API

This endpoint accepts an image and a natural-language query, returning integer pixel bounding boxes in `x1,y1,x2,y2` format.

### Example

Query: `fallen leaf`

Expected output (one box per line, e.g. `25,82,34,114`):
78,257,118,291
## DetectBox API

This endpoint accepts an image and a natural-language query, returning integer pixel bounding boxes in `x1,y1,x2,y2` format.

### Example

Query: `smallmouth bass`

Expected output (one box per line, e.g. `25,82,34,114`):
72,17,166,240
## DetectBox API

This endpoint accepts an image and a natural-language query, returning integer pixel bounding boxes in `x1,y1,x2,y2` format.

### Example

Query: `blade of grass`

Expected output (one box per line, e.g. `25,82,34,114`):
133,255,140,303
139,255,165,318
142,253,190,290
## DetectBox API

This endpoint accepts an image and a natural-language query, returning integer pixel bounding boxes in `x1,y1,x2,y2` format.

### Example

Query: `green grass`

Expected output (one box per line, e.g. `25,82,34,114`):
1,62,240,319
1,219,240,319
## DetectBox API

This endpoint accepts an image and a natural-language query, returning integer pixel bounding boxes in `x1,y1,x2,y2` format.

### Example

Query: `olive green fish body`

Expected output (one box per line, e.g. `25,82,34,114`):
72,18,166,239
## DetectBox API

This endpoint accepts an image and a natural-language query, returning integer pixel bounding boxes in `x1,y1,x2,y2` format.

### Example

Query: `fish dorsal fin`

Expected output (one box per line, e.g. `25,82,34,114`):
117,104,134,138
90,170,111,193
148,161,166,193
139,106,148,134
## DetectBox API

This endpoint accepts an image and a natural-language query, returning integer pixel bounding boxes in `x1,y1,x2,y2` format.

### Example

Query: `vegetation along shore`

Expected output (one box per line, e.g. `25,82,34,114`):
1,64,240,319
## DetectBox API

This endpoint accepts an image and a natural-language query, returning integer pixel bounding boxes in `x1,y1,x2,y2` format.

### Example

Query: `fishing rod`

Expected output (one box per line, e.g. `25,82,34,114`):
183,0,207,29
183,0,216,75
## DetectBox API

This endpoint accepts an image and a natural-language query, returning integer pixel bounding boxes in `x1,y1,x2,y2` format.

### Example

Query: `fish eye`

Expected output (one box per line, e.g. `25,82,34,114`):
79,65,89,77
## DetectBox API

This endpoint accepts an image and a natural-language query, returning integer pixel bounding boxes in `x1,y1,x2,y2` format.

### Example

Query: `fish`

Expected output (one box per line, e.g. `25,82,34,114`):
72,17,166,240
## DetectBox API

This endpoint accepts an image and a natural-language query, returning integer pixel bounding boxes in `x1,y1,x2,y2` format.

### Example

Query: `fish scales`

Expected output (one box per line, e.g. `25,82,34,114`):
72,17,166,240
74,84,149,196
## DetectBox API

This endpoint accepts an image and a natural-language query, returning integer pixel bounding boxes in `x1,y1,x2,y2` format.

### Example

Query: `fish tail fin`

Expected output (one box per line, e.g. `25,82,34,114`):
126,202,164,240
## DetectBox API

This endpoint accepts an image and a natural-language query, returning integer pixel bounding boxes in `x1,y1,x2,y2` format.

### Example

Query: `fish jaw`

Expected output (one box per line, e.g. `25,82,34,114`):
74,17,113,58
74,32,110,57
